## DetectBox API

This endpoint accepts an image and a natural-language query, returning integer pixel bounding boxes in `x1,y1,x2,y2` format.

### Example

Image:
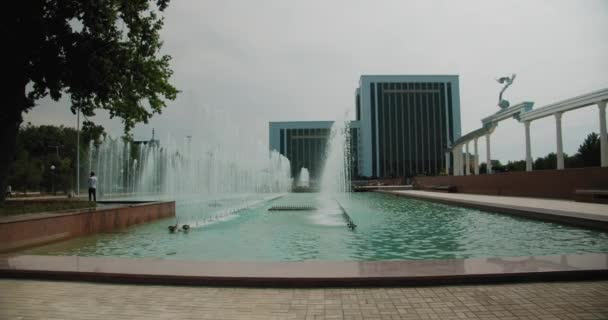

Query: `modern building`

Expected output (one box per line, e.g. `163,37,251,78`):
356,75,461,177
269,75,461,179
269,121,333,180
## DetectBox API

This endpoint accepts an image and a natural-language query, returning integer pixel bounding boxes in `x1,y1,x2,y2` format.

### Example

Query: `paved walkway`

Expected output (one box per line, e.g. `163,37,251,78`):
0,202,124,224
0,280,607,319
384,191,608,222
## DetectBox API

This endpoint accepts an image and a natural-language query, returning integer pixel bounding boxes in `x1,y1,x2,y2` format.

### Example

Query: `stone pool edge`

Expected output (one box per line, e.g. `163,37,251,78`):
0,253,606,287
0,201,176,253
378,190,608,231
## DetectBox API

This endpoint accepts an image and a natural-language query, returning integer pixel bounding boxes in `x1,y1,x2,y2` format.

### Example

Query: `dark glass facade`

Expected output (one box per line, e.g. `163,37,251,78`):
347,127,359,179
356,93,361,121
277,127,359,180
371,81,453,177
282,128,330,179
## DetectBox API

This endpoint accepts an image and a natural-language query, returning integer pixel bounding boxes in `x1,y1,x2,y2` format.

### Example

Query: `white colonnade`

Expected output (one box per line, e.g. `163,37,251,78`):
448,89,608,176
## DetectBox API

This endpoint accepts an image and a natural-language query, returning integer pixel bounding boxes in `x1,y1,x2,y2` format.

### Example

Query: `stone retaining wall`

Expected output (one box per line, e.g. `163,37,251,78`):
413,167,608,200
0,201,175,252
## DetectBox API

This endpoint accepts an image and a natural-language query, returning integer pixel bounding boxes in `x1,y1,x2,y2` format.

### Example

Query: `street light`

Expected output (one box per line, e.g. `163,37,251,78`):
50,165,56,195
76,107,80,196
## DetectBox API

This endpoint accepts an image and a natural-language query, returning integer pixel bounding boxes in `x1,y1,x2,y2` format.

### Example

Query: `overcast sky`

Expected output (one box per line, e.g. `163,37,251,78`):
25,0,608,163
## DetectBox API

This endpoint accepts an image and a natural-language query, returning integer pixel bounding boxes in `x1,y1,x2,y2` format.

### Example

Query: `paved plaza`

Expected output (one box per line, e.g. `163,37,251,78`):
0,279,607,319
386,191,608,222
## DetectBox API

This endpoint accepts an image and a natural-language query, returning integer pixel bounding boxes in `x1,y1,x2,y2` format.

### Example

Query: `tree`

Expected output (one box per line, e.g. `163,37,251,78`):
1,1,178,201
7,150,43,194
7,124,106,194
475,132,600,174
534,152,558,170
577,132,600,167
505,160,526,172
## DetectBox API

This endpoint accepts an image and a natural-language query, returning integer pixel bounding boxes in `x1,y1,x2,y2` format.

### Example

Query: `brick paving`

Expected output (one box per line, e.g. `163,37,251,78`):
0,280,607,319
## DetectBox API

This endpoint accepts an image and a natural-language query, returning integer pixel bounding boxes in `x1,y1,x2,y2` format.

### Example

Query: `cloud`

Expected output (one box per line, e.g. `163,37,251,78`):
24,0,608,161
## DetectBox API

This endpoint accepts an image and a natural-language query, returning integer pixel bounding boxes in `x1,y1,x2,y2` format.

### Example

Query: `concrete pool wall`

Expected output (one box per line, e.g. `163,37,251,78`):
0,201,175,253
412,167,608,200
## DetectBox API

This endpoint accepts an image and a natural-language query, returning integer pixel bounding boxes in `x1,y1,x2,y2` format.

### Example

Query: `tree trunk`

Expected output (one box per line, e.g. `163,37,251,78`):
0,85,27,202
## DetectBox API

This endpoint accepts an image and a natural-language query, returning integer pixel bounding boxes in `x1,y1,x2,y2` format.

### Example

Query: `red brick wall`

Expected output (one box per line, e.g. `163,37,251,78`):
0,201,175,252
413,167,608,199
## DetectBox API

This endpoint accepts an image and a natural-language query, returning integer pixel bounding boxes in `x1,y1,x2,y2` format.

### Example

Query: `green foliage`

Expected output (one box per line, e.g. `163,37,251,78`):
8,150,43,193
479,160,505,174
478,132,601,173
13,0,177,131
532,133,599,170
82,121,106,148
505,160,526,172
577,132,600,167
2,1,176,201
534,152,558,170
7,124,105,193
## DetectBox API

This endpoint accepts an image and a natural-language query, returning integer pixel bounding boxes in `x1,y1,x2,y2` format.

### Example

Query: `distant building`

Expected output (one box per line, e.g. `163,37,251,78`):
269,75,461,179
356,75,461,177
269,121,333,180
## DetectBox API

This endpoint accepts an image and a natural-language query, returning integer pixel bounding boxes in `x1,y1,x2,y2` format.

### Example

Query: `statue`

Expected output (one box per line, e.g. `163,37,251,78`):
496,74,516,110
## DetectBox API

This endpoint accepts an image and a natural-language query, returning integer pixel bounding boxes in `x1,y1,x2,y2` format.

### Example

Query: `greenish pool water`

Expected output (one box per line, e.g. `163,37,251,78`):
21,193,608,261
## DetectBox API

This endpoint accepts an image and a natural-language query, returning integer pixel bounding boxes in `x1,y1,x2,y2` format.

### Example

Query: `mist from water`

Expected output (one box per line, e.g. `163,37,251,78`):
296,168,310,188
88,106,292,202
319,119,353,196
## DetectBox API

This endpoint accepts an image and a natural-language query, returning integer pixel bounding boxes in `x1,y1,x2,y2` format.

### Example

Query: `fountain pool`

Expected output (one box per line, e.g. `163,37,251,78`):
20,192,608,261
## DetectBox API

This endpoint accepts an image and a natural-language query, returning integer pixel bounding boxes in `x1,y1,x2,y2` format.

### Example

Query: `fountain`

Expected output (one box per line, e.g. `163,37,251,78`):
90,138,291,199
319,119,353,195
295,168,310,188
313,118,358,229
88,106,293,214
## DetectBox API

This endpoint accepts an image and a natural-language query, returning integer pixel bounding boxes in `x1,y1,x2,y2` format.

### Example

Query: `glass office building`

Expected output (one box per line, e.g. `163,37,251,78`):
270,75,461,179
357,75,461,177
269,122,333,179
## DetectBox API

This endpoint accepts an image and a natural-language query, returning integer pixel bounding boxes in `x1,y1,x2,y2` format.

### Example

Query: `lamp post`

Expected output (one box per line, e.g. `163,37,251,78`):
50,165,56,195
76,107,80,196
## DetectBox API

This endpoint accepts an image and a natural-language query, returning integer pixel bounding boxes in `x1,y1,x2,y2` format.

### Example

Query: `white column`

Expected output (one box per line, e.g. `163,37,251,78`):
524,121,532,171
453,147,459,176
465,142,470,175
555,112,564,170
486,133,492,174
599,101,608,167
459,146,464,176
473,138,479,175
445,152,451,174
454,146,462,176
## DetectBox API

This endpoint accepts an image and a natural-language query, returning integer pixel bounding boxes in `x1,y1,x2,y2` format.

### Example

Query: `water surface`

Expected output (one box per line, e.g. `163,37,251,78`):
21,193,608,261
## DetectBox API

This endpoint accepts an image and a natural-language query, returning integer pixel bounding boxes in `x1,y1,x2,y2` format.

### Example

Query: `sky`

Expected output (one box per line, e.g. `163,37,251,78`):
25,0,608,163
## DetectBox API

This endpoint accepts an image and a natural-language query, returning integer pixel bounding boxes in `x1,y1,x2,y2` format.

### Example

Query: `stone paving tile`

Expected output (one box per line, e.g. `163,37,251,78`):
0,280,607,319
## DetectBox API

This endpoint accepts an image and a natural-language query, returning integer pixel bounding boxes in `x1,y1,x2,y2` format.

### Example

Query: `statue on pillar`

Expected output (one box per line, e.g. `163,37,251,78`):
496,74,516,110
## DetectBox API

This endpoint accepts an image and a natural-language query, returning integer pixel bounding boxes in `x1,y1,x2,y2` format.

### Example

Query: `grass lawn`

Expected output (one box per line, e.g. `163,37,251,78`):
0,200,97,217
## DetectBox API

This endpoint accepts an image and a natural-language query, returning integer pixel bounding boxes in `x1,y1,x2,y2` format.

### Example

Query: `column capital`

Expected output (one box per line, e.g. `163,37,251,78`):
524,120,531,128
599,100,607,109
555,111,563,120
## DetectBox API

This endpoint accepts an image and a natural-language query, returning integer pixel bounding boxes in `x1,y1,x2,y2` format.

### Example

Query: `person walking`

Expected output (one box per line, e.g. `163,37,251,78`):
88,172,98,202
